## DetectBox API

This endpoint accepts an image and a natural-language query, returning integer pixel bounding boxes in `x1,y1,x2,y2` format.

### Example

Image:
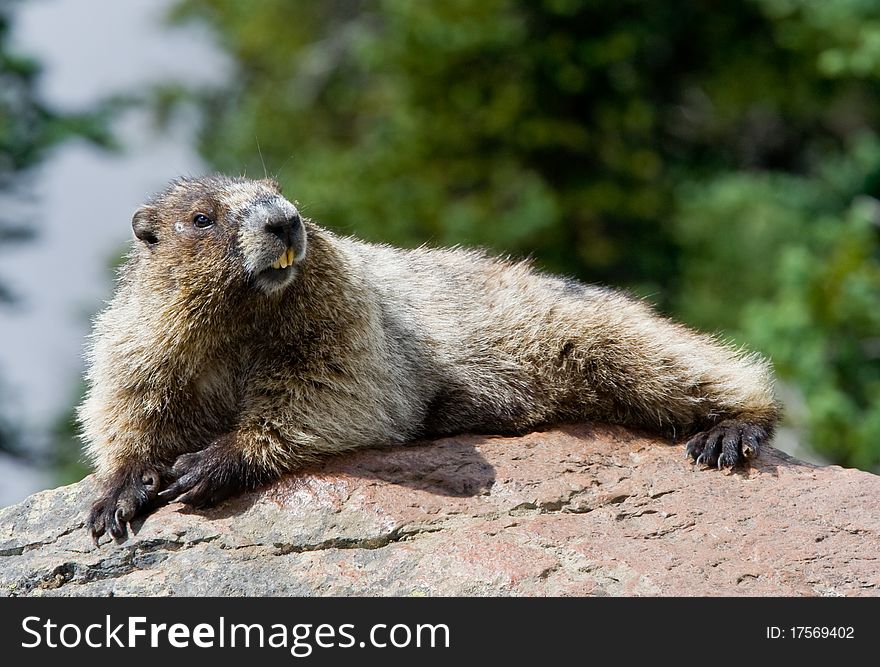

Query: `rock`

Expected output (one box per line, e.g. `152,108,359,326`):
1,423,878,596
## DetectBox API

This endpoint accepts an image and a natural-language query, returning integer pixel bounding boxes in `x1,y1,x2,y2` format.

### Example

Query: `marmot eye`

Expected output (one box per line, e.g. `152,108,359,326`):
192,213,214,228
193,213,213,228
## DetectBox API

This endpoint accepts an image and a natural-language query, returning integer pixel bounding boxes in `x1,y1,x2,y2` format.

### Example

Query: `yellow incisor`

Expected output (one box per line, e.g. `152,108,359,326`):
271,248,296,270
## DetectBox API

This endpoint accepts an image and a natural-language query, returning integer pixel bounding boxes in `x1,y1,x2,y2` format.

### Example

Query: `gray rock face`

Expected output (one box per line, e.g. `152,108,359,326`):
1,424,878,596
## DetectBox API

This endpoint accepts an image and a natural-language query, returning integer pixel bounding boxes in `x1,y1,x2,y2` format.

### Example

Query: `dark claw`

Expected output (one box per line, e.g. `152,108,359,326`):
88,504,106,544
175,486,209,507
717,449,738,469
109,508,126,539
157,475,192,501
685,432,707,460
741,424,765,459
696,429,723,467
718,426,742,469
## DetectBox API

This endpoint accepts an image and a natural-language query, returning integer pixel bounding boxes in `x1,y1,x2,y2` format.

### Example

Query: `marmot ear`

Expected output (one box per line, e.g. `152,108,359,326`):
259,178,282,194
132,206,159,246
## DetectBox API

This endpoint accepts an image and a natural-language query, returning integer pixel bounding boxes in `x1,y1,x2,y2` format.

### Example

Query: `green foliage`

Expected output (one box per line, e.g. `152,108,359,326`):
0,6,111,185
49,380,90,485
0,2,110,298
759,0,880,78
676,137,880,468
165,0,880,468
0,1,111,458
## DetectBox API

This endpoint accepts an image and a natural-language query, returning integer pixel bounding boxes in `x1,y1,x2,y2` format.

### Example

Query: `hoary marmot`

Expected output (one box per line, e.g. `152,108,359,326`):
80,175,779,542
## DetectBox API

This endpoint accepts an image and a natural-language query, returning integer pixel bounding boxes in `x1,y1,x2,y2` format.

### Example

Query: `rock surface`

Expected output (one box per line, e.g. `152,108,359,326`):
1,423,878,596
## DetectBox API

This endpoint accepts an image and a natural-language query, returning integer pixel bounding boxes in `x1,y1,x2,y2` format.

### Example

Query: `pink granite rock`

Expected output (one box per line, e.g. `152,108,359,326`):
1,423,877,596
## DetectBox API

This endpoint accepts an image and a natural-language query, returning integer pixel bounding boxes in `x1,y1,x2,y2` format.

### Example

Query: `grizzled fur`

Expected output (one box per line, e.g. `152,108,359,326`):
80,175,780,542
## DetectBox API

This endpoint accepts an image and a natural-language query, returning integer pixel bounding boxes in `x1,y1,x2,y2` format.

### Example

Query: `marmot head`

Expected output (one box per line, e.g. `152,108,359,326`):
131,175,308,295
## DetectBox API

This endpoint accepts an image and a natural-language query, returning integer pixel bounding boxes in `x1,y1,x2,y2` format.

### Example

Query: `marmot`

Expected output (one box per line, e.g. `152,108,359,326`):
81,175,779,542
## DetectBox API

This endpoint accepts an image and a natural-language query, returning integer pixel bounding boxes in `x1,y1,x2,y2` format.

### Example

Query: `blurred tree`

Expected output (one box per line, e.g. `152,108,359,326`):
50,380,90,484
159,0,879,467
673,0,880,468
0,0,111,460
676,142,880,470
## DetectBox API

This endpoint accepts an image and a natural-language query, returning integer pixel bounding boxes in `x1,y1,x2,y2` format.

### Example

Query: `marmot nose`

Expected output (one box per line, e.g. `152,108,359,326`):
264,214,301,245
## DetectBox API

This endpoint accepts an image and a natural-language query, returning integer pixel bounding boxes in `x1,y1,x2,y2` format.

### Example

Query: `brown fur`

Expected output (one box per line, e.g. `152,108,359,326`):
80,175,780,541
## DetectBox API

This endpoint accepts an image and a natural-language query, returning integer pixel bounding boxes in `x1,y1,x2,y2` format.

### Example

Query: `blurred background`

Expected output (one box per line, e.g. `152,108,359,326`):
1,0,878,507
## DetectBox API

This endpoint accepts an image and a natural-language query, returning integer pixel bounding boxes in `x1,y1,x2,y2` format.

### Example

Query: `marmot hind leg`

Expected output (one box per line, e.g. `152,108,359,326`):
554,292,780,468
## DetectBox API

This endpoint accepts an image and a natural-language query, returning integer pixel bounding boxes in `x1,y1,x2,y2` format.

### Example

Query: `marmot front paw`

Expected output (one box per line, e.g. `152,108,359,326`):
159,442,244,509
685,419,768,469
87,465,165,543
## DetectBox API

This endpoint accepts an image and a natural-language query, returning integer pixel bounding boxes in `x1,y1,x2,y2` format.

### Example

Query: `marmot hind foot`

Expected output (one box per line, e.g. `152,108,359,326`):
685,419,768,470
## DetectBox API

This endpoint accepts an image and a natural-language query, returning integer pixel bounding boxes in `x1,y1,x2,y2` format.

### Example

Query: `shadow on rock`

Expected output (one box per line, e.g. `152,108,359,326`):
171,434,497,525
321,434,498,498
